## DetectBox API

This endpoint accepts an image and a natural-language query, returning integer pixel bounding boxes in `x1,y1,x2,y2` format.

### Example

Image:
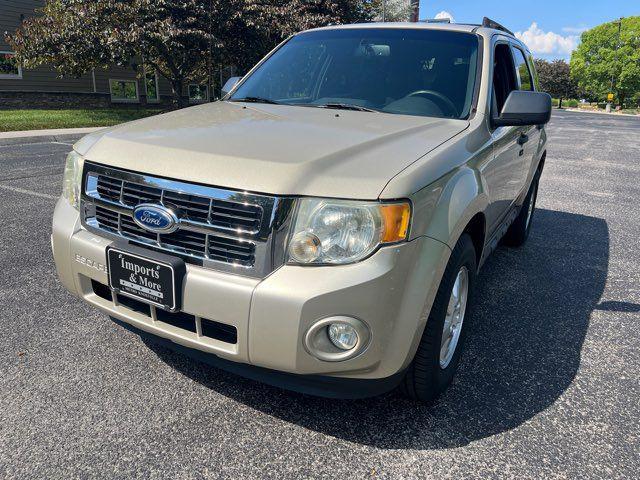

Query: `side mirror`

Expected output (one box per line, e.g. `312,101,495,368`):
221,76,241,97
493,91,552,127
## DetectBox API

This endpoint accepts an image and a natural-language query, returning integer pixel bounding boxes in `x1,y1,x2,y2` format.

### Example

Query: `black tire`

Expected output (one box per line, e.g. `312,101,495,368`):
400,233,477,403
503,174,540,247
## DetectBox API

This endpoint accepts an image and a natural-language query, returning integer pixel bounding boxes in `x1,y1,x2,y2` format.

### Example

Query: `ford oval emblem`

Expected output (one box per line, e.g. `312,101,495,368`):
132,204,179,234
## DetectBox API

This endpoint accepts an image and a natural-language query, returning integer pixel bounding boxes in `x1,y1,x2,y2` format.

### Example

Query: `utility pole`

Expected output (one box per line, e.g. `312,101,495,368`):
607,17,623,113
410,1,420,22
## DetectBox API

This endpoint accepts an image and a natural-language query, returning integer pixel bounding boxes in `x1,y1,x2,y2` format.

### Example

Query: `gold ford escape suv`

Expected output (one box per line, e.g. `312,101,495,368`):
52,18,551,402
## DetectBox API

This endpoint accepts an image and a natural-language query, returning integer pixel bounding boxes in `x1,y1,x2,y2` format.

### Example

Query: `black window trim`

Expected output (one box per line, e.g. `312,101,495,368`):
488,37,519,128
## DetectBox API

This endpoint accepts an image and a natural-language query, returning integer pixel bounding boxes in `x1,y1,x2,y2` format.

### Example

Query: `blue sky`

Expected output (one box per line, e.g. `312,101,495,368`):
418,0,639,60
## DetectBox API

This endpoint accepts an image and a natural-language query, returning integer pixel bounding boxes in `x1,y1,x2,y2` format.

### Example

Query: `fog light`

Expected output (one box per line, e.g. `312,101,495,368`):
304,316,370,362
328,323,358,350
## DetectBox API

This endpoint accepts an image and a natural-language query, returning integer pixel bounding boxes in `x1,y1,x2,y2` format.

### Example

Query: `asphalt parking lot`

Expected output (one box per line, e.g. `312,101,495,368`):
1,110,639,479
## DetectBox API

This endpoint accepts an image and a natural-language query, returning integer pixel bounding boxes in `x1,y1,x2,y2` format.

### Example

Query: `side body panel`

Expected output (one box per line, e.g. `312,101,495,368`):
484,123,528,231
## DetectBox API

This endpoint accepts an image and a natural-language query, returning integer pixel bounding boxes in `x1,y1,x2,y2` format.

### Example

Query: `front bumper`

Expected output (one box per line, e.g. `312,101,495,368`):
52,197,450,392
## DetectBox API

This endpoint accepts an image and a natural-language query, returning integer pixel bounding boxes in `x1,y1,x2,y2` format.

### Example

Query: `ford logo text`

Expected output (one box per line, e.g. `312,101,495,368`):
132,204,179,234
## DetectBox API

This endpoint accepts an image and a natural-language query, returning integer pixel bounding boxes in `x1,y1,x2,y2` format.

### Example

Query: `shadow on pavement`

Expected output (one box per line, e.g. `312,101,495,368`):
126,208,609,449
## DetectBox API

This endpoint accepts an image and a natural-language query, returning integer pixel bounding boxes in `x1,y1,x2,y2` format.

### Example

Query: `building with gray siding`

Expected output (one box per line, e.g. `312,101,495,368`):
0,0,211,108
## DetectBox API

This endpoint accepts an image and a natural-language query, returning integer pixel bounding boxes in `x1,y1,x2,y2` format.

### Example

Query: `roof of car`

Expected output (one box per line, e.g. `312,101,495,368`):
305,22,515,38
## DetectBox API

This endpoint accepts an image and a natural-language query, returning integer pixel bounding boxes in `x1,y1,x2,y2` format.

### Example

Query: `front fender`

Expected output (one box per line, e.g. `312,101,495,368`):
409,166,488,249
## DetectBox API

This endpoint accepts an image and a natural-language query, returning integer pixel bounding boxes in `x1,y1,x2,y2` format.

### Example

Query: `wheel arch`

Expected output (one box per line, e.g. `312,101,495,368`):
461,212,486,267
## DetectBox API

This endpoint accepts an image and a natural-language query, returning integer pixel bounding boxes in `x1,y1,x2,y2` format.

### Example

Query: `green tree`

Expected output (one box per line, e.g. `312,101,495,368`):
230,0,373,72
369,0,414,22
534,59,578,108
570,16,640,106
8,0,213,107
6,0,371,107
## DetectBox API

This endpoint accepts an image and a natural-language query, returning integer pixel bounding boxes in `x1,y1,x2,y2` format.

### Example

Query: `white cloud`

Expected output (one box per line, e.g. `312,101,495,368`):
434,11,455,23
562,25,589,34
515,22,579,57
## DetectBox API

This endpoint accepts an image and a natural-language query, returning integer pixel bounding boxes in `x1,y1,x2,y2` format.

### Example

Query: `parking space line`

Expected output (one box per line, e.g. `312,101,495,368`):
0,184,57,200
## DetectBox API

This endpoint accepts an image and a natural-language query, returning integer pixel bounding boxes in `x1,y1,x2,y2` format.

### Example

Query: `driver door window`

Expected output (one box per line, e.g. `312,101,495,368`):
492,43,518,116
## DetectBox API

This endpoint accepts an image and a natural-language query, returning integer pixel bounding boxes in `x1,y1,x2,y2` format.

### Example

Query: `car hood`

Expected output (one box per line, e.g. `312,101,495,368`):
78,101,469,199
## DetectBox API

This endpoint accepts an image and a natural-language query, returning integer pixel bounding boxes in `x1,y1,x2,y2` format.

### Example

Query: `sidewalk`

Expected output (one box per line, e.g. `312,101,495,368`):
0,127,103,146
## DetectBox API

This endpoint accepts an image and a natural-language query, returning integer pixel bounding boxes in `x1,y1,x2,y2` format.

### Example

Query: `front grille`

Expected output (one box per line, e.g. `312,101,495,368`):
96,175,122,202
82,162,290,277
94,206,256,266
95,175,263,232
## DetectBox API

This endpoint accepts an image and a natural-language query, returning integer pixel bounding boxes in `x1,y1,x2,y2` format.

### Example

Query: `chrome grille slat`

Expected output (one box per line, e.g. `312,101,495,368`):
163,192,210,207
81,162,293,277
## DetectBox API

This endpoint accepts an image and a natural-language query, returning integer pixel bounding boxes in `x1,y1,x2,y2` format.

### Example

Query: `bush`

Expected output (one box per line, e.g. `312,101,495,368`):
551,98,579,108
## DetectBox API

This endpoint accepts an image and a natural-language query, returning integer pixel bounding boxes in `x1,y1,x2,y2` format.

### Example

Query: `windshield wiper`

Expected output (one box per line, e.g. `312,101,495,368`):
315,102,379,113
229,96,280,105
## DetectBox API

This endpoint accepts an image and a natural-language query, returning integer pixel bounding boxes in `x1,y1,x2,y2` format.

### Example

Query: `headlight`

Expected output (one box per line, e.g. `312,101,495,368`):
61,150,84,209
286,198,410,265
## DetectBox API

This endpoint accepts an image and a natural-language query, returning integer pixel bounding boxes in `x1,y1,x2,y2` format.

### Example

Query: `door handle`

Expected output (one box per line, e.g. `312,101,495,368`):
517,133,529,146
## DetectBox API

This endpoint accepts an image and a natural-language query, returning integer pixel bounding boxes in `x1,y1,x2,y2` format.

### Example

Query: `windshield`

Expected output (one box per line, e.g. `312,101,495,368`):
230,28,479,119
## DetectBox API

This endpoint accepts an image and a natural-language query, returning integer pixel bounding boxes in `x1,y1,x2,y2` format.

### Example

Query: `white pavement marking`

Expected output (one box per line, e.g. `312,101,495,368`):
0,184,57,200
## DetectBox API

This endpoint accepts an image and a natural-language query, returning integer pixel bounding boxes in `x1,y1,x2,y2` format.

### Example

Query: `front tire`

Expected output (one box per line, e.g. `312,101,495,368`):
400,233,477,403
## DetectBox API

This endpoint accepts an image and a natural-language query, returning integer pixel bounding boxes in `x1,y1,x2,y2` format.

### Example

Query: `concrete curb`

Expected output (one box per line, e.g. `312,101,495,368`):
0,133,84,146
562,108,640,117
0,127,102,146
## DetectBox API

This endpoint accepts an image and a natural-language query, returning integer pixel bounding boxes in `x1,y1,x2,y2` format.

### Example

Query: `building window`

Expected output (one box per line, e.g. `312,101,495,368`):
189,84,209,103
109,79,139,103
0,51,22,79
144,68,160,102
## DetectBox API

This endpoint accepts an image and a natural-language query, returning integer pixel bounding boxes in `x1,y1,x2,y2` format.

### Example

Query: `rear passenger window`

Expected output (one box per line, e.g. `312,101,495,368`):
512,47,533,91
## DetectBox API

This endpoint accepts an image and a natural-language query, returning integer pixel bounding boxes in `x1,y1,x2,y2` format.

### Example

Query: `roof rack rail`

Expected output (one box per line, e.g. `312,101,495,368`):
420,18,451,24
481,16,514,36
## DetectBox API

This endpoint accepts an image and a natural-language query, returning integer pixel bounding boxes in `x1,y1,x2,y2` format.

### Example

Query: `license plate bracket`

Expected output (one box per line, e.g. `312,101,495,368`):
106,242,186,312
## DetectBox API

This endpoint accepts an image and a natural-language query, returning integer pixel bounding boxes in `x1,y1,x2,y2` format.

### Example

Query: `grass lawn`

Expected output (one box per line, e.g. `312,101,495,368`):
0,108,164,132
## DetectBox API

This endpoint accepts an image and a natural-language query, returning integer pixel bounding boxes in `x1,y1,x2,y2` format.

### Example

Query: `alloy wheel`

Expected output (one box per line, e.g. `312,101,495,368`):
439,266,469,369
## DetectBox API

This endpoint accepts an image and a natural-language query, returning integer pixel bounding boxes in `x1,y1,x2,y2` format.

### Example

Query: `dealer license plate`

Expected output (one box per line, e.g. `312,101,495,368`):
107,246,181,311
